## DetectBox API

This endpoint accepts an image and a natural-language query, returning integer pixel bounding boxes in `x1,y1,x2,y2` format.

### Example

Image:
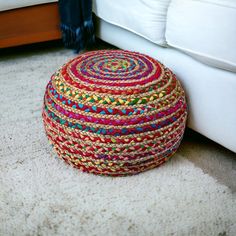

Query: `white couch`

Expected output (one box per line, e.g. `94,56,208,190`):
0,0,56,11
93,0,236,153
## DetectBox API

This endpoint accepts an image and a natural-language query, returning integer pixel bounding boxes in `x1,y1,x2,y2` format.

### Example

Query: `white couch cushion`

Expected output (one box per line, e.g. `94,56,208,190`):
166,0,236,72
0,0,58,12
93,0,171,46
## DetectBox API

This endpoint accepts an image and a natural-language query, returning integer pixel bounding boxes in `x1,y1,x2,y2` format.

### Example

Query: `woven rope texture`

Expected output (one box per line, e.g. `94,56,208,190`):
42,50,187,176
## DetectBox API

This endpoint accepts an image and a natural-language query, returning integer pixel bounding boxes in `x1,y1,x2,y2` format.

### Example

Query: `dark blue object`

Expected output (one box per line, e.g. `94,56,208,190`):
59,0,95,52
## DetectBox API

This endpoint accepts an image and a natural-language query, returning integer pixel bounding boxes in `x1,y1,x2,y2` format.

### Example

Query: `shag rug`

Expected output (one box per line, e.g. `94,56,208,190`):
0,42,236,236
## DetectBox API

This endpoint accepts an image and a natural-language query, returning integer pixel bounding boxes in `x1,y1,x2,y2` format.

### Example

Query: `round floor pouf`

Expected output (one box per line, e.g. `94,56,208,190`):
42,50,187,176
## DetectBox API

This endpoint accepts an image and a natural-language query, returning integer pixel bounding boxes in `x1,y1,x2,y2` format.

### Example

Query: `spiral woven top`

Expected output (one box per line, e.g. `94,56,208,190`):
43,50,187,176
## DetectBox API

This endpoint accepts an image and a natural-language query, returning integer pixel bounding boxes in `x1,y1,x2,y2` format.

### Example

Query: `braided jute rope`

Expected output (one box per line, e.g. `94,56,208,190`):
42,50,187,176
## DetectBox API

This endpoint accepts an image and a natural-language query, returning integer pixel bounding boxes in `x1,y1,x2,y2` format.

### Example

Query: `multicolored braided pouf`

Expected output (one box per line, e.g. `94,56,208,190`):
42,50,187,176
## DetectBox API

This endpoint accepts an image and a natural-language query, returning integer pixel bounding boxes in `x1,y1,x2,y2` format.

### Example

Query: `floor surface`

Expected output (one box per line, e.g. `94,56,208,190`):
0,40,236,236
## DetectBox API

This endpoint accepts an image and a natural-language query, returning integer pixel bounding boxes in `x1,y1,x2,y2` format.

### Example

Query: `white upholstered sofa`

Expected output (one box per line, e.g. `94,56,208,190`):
93,0,236,153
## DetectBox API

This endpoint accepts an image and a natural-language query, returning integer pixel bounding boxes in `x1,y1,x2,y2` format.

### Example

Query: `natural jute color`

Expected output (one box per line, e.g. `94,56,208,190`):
42,50,187,176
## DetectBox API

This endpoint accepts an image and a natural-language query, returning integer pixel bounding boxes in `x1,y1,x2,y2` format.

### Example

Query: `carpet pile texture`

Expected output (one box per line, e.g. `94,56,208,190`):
0,43,236,236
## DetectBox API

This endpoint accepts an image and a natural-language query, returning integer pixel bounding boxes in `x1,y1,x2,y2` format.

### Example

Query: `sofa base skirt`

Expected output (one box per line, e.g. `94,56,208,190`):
95,17,236,153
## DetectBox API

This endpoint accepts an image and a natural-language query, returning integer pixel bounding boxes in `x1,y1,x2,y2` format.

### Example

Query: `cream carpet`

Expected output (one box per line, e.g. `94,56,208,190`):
0,42,236,236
